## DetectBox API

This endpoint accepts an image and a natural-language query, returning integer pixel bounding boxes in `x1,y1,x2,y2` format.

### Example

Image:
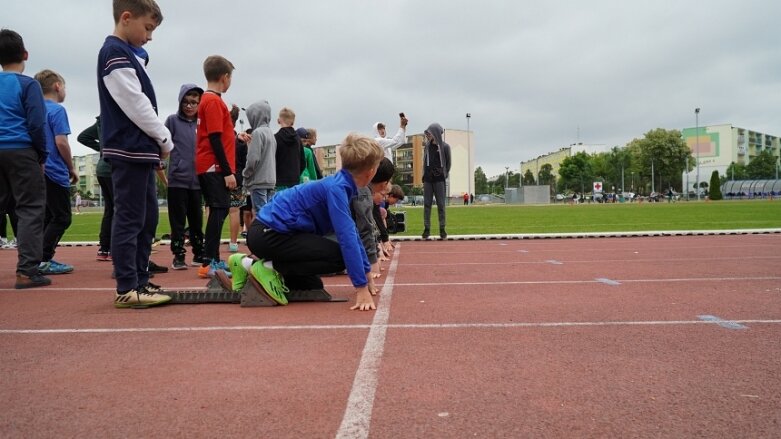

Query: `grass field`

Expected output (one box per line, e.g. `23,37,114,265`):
54,200,781,242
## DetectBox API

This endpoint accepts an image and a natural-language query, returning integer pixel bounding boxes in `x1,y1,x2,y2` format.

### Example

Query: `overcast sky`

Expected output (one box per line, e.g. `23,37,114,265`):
5,0,780,178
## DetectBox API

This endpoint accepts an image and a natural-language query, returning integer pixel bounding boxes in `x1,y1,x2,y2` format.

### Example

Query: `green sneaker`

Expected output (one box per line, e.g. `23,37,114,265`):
250,260,289,305
228,253,248,291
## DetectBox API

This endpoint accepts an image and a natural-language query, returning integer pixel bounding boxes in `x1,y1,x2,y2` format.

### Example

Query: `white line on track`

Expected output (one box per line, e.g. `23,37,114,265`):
3,319,781,335
335,243,401,439
403,256,781,266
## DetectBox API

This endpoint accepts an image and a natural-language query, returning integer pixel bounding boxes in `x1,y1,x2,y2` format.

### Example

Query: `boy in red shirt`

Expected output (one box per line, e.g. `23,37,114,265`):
195,55,236,278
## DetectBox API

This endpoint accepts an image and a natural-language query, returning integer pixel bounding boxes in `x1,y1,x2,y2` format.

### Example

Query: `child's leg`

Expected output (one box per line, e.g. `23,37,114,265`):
433,180,447,229
228,206,240,244
199,173,230,263
41,176,72,263
167,187,188,258
97,176,114,253
135,166,158,287
185,189,204,259
111,161,154,292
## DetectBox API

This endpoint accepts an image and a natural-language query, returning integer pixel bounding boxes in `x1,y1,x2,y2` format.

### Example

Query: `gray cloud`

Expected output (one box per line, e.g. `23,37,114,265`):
5,0,779,178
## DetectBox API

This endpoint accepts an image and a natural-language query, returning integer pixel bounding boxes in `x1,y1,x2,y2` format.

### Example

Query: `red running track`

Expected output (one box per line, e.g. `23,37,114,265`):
1,234,780,438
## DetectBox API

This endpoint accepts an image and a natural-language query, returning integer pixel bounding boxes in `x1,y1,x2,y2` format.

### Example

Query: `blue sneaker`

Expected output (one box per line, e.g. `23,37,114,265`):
198,259,232,279
39,259,74,275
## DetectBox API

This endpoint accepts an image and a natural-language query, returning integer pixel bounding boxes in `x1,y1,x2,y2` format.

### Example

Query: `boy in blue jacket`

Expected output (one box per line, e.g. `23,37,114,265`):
240,133,384,311
0,29,50,289
97,0,172,308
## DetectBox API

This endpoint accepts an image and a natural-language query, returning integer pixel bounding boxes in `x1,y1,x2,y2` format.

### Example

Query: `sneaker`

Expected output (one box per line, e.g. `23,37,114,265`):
0,237,7,247
172,255,187,270
3,238,17,249
39,260,74,275
191,254,209,267
440,229,448,239
228,253,248,291
250,260,289,305
228,242,239,253
114,288,171,309
197,260,232,279
240,231,248,239
139,282,164,295
421,228,430,240
15,273,52,289
96,251,111,262
148,260,168,274
197,264,210,279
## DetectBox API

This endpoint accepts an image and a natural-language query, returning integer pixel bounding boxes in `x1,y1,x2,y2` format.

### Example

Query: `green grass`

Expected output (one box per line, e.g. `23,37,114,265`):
54,200,781,242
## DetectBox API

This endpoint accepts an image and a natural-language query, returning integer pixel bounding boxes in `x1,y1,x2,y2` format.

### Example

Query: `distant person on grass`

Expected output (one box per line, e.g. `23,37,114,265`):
0,29,50,289
35,69,78,275
98,0,172,308
236,133,384,311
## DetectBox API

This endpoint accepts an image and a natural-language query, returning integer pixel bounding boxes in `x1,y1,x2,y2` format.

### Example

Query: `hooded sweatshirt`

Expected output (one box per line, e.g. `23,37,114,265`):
243,100,277,191
373,122,406,161
274,126,305,188
422,123,451,182
164,83,203,189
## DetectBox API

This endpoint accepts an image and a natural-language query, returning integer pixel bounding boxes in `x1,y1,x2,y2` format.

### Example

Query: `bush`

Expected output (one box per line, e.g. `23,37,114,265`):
709,170,723,200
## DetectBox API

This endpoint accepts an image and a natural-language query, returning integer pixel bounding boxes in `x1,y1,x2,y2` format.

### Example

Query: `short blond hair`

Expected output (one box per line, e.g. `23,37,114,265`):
339,133,384,174
279,107,295,125
34,69,64,94
203,55,235,82
113,0,163,25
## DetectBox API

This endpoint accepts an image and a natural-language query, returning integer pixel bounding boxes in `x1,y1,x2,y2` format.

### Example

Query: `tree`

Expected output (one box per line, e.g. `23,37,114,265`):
538,163,555,186
608,146,632,191
629,128,693,193
724,161,748,182
522,169,535,185
557,151,593,194
747,150,778,179
474,167,487,194
709,170,722,200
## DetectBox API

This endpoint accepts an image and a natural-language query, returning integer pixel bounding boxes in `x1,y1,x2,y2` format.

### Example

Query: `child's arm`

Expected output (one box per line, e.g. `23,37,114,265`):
102,65,172,156
22,79,48,164
77,119,100,152
54,135,78,184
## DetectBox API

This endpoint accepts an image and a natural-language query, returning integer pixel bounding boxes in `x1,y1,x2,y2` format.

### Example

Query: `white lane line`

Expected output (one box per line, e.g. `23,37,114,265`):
3,319,781,335
335,244,401,439
402,256,781,266
4,276,777,293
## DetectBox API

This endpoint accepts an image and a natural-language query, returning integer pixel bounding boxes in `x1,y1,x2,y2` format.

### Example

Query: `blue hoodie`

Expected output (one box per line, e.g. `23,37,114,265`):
259,168,370,287
164,84,203,189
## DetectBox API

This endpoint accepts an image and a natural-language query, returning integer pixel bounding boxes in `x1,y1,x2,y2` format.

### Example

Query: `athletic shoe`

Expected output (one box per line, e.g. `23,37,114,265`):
228,253,248,291
148,260,168,274
228,242,239,253
191,254,209,267
440,228,448,239
197,260,232,279
421,228,430,239
172,255,187,270
39,260,74,275
139,282,164,295
96,251,111,262
250,261,289,305
0,237,7,247
15,273,52,289
114,288,171,309
240,231,248,239
2,238,17,249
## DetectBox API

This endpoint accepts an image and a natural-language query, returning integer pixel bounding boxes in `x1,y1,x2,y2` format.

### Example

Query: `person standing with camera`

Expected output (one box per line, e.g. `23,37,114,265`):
372,112,408,162
421,122,451,240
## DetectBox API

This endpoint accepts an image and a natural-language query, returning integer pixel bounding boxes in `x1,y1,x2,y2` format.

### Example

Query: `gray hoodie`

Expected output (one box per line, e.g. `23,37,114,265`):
423,122,451,179
164,83,203,189
243,100,277,191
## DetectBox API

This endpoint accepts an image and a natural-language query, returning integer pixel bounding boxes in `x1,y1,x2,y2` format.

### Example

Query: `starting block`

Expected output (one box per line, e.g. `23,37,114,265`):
165,270,348,307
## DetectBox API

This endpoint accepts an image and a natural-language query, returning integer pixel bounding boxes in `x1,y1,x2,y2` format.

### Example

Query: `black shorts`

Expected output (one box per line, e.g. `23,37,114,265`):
198,173,230,208
240,196,252,213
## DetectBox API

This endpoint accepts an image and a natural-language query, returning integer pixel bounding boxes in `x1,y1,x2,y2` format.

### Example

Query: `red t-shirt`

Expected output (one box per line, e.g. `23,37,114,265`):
196,91,235,175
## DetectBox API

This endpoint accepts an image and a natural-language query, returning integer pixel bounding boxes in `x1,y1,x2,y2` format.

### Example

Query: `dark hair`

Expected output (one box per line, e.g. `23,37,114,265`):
0,29,26,66
388,184,405,201
371,157,395,183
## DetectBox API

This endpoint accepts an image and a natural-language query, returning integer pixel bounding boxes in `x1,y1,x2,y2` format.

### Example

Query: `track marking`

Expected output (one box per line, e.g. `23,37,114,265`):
401,256,781,266
2,319,781,335
697,315,748,330
335,244,401,439
546,260,564,265
596,278,621,286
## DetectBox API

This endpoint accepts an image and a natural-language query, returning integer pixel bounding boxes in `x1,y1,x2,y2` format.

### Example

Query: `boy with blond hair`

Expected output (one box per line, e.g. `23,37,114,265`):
0,29,50,289
238,134,384,311
35,69,77,275
274,107,305,191
195,55,236,278
97,0,172,308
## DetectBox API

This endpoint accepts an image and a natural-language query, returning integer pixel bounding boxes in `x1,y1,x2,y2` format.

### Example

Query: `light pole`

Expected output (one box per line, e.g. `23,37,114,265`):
505,166,510,190
466,113,472,200
685,157,689,200
651,158,655,194
695,107,701,200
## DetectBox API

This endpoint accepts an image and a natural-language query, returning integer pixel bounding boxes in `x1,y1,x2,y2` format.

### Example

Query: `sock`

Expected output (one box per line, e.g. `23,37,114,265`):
263,260,274,270
241,257,253,271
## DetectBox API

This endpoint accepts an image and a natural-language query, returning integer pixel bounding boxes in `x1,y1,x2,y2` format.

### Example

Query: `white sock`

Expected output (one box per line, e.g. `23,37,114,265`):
263,260,274,270
241,257,253,271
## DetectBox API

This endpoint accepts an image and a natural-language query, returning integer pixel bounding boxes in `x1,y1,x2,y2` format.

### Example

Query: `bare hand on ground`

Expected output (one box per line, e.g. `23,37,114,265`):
351,287,376,311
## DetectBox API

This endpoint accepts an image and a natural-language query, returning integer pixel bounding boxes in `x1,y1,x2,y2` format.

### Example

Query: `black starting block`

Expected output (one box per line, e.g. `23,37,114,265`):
165,270,348,307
